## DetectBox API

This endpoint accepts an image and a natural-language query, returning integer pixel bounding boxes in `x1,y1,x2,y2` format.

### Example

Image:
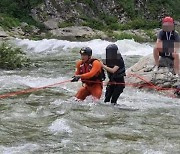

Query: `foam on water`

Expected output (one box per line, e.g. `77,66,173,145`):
5,38,180,111
118,88,180,110
48,118,72,134
0,75,67,88
1,38,180,153
14,38,153,56
0,143,40,154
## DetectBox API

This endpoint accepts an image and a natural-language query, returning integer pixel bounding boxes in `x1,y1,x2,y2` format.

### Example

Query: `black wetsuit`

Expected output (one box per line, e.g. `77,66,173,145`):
104,56,125,105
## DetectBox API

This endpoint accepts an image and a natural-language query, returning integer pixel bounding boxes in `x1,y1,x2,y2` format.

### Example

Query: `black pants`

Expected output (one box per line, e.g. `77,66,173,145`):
104,77,125,104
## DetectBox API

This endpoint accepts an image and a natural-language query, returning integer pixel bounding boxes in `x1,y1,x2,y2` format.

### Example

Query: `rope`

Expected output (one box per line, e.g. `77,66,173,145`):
81,73,179,98
0,74,179,99
127,73,177,98
0,79,71,99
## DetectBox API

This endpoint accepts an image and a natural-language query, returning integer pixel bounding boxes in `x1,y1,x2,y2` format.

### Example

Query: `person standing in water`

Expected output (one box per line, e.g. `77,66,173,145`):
101,44,126,105
71,47,104,101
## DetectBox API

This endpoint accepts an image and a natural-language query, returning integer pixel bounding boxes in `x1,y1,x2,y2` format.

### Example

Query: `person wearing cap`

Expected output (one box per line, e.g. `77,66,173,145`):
71,47,103,100
153,16,180,77
101,44,126,105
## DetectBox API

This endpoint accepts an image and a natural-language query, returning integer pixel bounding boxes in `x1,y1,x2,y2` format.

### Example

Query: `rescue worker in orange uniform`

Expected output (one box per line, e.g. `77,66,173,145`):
71,47,103,100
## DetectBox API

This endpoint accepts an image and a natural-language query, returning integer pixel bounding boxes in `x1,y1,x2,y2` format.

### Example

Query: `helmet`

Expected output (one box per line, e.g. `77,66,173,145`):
106,44,118,63
162,16,174,24
106,44,118,51
80,47,92,56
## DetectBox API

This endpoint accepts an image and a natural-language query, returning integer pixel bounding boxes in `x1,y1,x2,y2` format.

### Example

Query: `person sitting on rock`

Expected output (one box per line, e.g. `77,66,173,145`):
153,16,180,77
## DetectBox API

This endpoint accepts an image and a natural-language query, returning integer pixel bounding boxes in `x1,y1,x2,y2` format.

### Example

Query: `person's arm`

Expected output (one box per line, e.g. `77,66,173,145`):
71,60,82,82
75,60,81,75
155,31,163,49
80,60,101,79
102,65,119,73
174,43,180,53
155,39,163,50
174,33,180,53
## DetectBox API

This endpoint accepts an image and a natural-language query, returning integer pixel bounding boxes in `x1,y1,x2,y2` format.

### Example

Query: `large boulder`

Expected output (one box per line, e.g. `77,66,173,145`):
125,54,180,96
50,26,107,40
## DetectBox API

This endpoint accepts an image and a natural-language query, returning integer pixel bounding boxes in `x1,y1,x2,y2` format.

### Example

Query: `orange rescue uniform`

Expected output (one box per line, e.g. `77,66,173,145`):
75,59,102,100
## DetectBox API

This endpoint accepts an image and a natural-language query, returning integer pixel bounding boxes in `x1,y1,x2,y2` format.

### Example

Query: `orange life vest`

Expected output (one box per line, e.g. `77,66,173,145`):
79,59,105,83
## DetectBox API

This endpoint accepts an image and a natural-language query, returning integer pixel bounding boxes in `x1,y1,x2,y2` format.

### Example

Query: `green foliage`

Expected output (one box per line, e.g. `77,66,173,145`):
116,0,135,18
0,0,43,28
110,32,145,42
143,0,180,20
106,19,159,31
58,21,75,28
0,14,20,29
128,19,159,29
169,0,180,19
144,30,157,41
80,12,159,31
100,14,118,25
81,0,95,8
0,43,30,69
81,16,105,30
0,0,180,39
64,0,71,5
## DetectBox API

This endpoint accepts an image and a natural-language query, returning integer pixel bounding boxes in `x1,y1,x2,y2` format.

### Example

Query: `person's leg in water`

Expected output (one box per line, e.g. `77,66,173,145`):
88,84,102,100
75,86,90,100
111,84,124,105
110,77,125,105
104,84,114,103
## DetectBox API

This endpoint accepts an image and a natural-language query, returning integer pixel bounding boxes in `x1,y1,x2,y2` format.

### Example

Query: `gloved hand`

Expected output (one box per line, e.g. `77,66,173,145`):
71,76,80,82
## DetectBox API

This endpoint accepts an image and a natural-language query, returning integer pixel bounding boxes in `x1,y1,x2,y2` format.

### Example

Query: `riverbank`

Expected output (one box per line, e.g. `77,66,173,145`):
0,24,159,42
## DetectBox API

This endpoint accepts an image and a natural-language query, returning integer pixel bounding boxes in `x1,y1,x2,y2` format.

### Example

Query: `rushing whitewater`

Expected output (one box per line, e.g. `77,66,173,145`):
0,38,180,154
14,38,153,56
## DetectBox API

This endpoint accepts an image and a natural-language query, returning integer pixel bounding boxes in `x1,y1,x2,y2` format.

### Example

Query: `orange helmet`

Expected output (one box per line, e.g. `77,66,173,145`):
162,16,174,24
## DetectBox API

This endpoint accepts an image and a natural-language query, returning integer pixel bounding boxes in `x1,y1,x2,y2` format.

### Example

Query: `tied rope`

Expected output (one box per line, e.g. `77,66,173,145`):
0,74,179,99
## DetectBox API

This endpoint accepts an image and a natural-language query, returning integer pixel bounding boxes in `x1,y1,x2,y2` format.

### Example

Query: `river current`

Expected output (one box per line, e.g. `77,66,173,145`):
0,39,180,154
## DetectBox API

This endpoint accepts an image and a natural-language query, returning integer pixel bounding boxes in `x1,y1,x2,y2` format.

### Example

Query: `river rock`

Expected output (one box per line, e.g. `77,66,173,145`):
125,54,180,94
0,27,9,38
50,26,107,40
44,19,59,30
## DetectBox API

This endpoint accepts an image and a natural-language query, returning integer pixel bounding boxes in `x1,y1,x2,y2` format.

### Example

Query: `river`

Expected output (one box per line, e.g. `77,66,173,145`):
0,39,180,154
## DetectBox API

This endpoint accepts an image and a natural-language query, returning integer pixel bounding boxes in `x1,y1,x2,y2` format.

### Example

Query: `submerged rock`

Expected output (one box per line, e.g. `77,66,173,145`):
125,54,179,96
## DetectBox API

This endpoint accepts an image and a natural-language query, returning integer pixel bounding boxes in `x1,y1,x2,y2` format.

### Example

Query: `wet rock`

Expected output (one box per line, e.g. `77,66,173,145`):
0,27,9,38
126,54,179,94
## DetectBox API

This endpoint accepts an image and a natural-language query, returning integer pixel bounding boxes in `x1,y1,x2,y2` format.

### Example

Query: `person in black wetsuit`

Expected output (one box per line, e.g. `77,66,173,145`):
153,16,180,77
101,44,126,105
